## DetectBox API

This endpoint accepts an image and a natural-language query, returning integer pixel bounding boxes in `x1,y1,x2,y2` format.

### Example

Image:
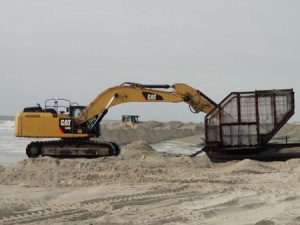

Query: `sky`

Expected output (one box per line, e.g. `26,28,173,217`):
0,0,300,122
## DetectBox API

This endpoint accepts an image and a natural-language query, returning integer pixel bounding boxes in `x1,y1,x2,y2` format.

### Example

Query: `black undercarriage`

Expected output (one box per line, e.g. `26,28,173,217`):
26,139,120,158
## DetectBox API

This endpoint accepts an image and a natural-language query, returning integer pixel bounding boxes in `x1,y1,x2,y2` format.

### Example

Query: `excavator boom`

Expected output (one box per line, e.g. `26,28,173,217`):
76,82,216,126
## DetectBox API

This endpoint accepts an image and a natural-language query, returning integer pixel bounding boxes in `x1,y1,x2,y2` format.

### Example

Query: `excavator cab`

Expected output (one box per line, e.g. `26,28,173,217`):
23,99,73,115
44,98,71,115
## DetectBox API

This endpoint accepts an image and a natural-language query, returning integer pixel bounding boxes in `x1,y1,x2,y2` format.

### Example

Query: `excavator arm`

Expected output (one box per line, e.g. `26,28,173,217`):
76,82,217,129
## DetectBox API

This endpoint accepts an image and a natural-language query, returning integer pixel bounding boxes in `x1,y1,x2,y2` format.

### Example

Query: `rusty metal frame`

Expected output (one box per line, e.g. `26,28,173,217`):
205,89,295,151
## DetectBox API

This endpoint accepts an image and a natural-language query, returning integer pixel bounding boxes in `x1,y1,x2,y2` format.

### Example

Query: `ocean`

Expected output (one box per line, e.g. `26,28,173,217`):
0,119,29,165
0,118,200,166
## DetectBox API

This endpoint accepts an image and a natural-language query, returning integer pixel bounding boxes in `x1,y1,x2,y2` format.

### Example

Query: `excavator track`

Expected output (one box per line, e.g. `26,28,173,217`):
26,139,120,158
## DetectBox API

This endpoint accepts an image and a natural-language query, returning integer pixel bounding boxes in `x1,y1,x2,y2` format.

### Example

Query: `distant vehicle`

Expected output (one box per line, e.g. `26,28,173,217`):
121,115,139,126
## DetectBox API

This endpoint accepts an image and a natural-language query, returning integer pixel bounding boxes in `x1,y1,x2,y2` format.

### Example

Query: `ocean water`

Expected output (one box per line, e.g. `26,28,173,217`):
152,141,201,155
0,119,200,166
0,120,30,165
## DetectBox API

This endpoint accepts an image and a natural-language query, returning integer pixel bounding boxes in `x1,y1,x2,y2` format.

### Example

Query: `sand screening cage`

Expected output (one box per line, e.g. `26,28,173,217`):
204,89,294,151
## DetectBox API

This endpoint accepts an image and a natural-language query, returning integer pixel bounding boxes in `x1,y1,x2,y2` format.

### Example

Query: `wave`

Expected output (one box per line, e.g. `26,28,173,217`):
0,120,15,129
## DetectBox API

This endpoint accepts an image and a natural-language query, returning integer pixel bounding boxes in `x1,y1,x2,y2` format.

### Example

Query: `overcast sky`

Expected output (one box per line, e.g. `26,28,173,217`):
1,0,300,122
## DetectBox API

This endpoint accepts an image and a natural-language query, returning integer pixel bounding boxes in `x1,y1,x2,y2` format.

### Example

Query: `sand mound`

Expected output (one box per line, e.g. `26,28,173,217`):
254,220,276,225
224,159,276,174
99,121,203,145
283,158,300,171
0,121,207,188
272,123,300,143
120,141,155,157
192,153,214,168
0,141,212,187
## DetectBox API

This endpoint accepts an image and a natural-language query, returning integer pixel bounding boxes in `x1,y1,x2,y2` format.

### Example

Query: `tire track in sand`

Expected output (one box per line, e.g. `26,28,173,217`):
0,186,189,224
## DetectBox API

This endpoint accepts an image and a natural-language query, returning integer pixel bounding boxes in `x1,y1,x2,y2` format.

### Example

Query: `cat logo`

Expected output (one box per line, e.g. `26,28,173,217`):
59,119,72,133
147,94,157,100
142,92,163,101
60,119,71,127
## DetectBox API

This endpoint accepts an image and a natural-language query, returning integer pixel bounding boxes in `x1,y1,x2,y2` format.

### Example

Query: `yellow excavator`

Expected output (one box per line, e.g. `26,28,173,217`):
15,82,217,158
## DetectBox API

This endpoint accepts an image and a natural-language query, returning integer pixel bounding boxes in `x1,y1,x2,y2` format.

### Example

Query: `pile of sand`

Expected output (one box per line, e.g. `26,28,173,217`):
0,141,208,187
272,122,300,143
223,159,276,174
0,121,206,188
99,121,203,145
2,139,300,189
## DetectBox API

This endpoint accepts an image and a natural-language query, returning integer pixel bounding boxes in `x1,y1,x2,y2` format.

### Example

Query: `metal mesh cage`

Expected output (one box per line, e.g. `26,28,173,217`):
205,89,294,148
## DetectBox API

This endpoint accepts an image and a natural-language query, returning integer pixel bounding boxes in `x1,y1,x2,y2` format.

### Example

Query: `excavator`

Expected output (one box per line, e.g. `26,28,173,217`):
15,82,217,158
121,115,140,126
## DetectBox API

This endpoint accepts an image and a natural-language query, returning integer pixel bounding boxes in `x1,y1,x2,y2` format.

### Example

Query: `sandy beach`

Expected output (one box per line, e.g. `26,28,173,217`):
1,122,300,225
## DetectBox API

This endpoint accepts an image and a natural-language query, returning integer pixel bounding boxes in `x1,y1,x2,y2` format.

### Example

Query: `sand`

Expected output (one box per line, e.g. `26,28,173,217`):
1,122,300,225
99,121,204,145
